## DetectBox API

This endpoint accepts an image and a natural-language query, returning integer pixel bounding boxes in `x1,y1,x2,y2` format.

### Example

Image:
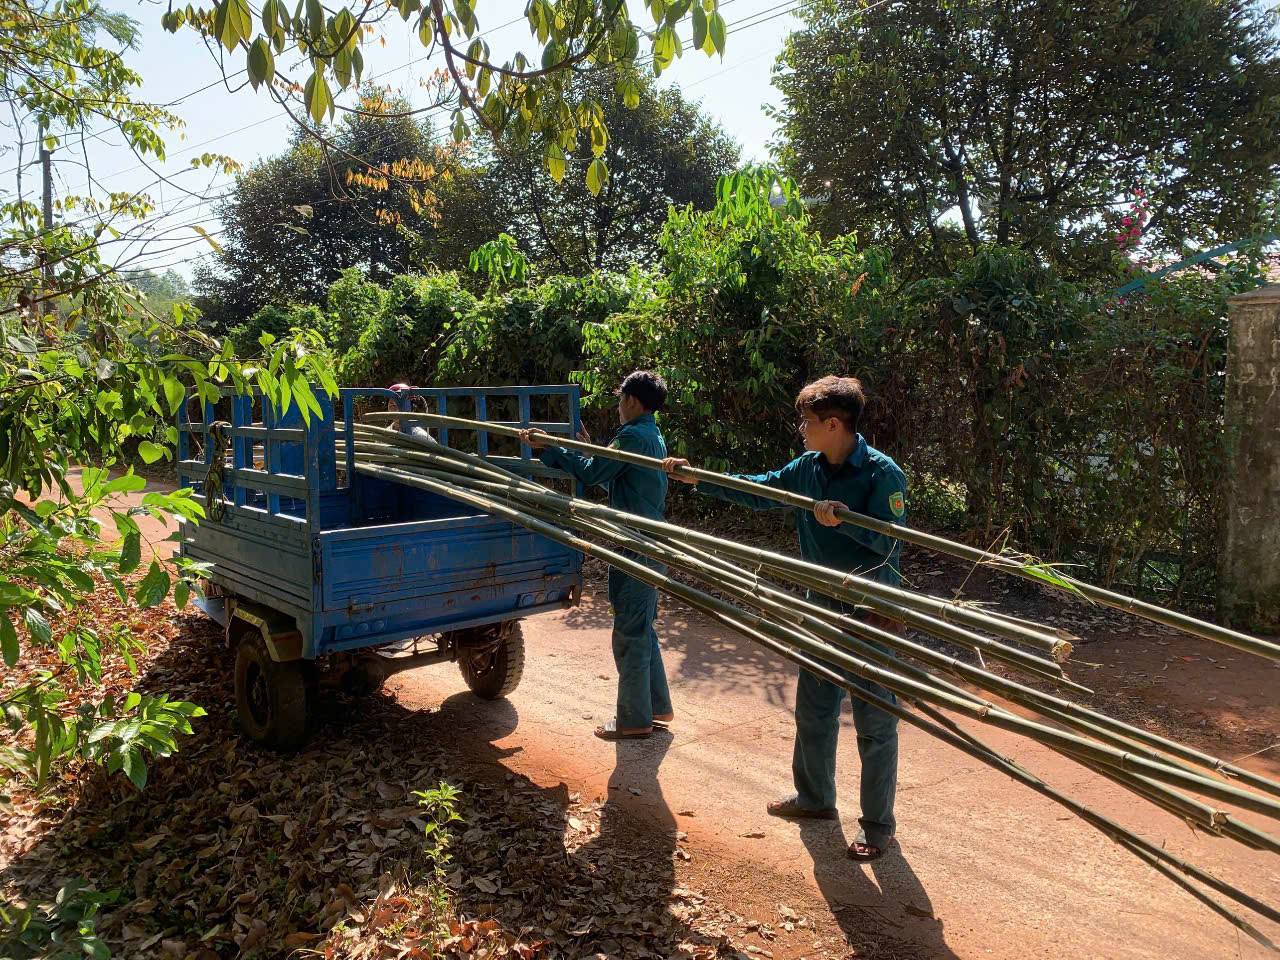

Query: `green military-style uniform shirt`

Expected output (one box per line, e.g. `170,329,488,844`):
697,437,906,586
537,412,668,519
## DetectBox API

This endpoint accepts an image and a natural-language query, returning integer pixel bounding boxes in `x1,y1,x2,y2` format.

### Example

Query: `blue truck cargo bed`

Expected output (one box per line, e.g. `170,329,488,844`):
176,384,585,747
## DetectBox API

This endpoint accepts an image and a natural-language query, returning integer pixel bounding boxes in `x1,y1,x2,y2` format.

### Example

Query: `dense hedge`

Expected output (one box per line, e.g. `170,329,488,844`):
219,174,1266,603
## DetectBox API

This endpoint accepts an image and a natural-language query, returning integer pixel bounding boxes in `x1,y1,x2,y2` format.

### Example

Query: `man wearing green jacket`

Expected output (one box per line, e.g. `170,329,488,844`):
519,371,672,741
664,375,906,861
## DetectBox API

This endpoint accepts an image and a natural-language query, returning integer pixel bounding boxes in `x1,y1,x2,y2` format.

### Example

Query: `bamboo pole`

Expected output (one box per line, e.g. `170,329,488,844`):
358,460,1280,823
353,427,1077,682
355,457,1280,942
356,427,1280,803
364,411,1280,664
359,418,1071,662
353,424,1070,652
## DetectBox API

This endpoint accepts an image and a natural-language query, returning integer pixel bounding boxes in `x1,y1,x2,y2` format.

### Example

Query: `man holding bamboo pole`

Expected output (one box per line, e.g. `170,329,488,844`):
519,371,674,742
664,375,907,862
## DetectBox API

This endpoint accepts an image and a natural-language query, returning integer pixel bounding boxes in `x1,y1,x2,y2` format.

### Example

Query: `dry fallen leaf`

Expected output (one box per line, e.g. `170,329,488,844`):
1,583,772,960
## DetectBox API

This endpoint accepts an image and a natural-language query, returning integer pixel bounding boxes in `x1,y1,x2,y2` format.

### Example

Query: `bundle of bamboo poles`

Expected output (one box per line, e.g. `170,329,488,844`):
353,415,1280,947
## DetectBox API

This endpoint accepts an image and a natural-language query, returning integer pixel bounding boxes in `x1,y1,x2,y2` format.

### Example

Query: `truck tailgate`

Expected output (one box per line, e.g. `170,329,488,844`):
319,514,579,612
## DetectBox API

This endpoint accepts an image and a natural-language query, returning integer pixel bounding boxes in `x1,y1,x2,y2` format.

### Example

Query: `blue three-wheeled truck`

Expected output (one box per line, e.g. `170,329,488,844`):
177,385,585,749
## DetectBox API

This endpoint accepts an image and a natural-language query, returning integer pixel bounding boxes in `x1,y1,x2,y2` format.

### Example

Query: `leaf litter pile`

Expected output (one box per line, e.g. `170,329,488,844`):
1,592,761,960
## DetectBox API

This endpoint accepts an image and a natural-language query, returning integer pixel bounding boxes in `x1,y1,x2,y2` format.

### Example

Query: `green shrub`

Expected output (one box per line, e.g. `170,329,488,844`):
325,267,390,357
576,168,894,472
227,303,328,354
342,273,478,385
230,166,1264,604
438,272,646,388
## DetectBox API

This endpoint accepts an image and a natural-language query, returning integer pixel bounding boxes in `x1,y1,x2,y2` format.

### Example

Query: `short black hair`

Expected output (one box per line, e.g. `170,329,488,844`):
618,370,667,412
795,375,865,434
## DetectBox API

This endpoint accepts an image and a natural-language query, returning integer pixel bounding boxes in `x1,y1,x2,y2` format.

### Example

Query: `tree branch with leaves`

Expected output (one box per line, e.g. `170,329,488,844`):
165,0,731,195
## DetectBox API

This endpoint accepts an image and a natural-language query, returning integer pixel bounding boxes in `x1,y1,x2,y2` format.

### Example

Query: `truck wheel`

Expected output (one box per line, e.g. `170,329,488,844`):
453,621,524,700
234,629,311,750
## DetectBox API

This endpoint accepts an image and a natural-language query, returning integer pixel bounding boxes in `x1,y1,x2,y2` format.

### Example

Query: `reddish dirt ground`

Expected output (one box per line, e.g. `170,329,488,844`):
388,556,1280,960
19,469,1279,959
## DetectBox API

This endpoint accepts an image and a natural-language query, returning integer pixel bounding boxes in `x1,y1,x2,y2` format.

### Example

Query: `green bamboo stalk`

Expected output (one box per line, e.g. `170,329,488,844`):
356,423,1073,660
1054,740,1280,855
365,410,1280,664
355,423,1065,663
362,439,1079,686
359,460,1280,822
356,431,1280,800
356,458,1280,937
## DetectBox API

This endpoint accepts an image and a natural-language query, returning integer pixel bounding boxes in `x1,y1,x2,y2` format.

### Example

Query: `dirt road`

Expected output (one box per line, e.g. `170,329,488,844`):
89,468,1279,958
391,575,1280,960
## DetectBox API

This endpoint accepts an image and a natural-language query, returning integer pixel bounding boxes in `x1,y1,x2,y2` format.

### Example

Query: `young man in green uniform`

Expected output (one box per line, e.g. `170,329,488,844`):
519,371,673,741
664,376,907,861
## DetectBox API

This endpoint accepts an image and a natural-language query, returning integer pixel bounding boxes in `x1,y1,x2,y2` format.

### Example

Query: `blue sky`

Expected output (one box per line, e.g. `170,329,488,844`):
1,0,802,279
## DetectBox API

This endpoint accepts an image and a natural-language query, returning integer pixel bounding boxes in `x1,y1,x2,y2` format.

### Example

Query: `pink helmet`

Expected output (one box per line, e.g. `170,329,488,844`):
388,382,412,393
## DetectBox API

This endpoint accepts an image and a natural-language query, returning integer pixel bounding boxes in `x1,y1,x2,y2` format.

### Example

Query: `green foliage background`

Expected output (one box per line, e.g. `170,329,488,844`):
217,167,1264,604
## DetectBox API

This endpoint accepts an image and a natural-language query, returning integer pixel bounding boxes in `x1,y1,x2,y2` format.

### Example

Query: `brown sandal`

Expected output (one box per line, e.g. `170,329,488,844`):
766,796,838,820
848,837,894,862
594,719,653,741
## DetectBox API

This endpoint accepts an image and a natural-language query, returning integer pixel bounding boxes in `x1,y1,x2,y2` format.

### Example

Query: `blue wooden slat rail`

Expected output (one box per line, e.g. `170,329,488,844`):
178,384,585,661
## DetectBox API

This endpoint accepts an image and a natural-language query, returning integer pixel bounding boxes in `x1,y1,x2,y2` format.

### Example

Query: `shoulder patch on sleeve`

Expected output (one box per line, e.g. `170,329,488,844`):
889,490,905,519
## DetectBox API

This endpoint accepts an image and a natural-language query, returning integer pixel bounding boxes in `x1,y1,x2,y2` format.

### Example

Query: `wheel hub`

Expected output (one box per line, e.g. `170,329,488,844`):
464,645,499,679
246,662,270,724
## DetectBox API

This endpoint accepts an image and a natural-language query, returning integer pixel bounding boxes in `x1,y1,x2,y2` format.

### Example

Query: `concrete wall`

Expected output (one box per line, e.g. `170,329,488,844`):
1219,285,1280,631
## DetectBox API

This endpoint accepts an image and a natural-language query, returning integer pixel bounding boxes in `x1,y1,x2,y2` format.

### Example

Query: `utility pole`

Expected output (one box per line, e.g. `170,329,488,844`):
37,124,53,326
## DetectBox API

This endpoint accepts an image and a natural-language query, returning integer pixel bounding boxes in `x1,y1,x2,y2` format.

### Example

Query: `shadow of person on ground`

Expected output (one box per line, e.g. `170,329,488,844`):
797,818,957,959
571,728,682,958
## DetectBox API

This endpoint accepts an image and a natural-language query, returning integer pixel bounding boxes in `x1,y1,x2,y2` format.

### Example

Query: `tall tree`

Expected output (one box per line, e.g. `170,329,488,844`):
1,0,334,831
122,268,190,314
772,0,1280,277
478,68,740,273
193,88,492,328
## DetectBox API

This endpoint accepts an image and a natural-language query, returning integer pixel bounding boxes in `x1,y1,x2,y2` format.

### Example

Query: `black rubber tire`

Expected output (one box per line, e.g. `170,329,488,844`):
234,629,311,750
453,621,525,700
